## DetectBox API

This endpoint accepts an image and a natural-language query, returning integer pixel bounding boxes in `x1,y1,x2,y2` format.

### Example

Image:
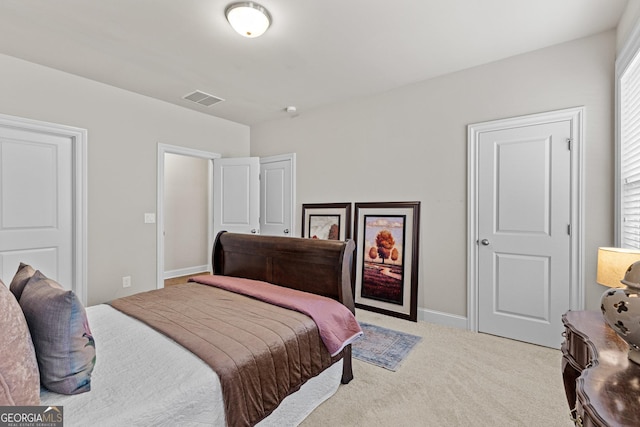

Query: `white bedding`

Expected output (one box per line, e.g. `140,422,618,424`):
40,304,342,426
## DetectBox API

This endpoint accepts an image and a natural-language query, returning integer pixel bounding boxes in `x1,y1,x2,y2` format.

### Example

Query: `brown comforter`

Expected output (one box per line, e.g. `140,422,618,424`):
110,282,335,427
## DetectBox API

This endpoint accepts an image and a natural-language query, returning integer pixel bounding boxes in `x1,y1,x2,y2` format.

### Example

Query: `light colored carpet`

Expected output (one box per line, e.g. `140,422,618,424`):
302,309,572,427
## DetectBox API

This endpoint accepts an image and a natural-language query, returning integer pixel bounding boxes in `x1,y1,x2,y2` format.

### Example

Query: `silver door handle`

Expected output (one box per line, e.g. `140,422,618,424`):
250,229,257,234
283,229,289,234
481,239,490,246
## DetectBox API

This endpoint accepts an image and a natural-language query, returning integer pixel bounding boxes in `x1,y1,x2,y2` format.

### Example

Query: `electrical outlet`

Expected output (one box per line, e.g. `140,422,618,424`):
144,213,156,224
122,276,131,288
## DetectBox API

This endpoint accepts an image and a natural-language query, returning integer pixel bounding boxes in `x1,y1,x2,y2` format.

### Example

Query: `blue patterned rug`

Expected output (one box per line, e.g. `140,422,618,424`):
352,322,422,371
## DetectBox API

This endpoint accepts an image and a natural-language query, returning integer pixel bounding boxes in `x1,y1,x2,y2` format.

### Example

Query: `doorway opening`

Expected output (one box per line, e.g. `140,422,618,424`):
157,144,220,289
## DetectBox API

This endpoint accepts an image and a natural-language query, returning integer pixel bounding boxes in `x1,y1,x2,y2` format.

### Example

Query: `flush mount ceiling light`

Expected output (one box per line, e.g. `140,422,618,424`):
225,2,271,38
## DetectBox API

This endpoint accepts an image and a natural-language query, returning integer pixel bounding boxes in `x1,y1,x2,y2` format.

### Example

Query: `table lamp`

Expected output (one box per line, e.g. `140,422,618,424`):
599,247,640,364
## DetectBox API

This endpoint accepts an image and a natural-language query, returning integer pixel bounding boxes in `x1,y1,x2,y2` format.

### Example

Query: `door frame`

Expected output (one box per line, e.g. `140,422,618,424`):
467,106,585,332
0,113,87,304
156,143,220,289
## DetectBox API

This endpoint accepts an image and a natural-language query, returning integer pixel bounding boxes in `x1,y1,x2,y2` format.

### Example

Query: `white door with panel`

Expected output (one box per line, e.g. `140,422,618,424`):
213,157,260,236
477,120,571,349
0,126,73,289
260,154,295,237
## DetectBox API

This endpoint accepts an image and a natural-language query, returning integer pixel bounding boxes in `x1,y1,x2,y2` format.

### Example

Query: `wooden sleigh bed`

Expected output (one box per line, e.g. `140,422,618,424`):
3,232,360,427
210,231,358,385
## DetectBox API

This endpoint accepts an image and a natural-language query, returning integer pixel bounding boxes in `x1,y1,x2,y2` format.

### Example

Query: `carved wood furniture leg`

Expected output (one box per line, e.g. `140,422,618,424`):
341,345,354,384
561,354,579,421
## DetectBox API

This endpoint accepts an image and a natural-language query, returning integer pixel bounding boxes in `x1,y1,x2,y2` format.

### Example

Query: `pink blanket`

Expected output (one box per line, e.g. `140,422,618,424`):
190,274,362,356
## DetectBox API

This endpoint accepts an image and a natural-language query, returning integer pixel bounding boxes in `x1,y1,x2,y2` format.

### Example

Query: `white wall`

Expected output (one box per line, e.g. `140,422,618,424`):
251,31,616,319
0,54,250,306
164,153,209,275
617,0,640,52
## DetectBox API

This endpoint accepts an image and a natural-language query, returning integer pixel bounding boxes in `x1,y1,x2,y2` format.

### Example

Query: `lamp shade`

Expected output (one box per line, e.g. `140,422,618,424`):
596,247,640,288
225,2,271,38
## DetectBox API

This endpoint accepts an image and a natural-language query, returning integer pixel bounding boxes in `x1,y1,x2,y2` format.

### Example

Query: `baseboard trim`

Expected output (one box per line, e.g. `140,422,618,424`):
418,307,468,330
164,265,209,280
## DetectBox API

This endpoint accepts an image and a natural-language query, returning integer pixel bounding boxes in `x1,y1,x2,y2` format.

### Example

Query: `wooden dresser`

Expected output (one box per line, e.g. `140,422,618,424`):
561,311,640,426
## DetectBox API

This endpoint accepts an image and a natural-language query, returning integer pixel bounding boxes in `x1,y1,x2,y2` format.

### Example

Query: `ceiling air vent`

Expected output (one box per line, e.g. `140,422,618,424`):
183,90,225,107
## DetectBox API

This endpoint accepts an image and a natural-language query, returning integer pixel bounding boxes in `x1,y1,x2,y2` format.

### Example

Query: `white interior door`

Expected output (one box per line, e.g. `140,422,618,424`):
260,154,295,237
0,127,73,289
477,120,572,349
213,157,260,235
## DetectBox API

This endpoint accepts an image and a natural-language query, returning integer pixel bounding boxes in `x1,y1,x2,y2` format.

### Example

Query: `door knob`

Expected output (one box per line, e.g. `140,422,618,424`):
481,239,490,246
283,229,290,235
250,229,257,234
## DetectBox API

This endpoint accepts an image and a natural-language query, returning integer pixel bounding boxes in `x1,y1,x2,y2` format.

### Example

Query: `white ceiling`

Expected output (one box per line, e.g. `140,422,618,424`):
0,0,629,126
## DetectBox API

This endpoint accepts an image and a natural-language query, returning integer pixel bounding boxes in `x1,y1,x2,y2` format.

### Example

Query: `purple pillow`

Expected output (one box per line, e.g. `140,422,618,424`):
9,263,36,301
0,279,40,405
19,271,95,395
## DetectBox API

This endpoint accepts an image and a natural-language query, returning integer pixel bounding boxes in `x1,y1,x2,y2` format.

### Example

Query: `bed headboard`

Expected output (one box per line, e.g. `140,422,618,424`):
212,231,356,314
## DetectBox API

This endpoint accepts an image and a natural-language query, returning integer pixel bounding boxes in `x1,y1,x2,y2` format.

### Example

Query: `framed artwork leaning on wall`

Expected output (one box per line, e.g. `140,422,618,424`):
301,203,352,240
353,202,420,321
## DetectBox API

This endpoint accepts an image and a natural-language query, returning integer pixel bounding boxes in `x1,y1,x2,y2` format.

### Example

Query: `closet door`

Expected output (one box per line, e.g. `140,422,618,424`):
0,127,73,288
260,154,295,237
213,157,260,235
476,118,572,349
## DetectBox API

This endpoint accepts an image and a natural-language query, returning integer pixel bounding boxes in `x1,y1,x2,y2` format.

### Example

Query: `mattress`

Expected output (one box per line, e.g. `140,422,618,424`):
40,304,342,426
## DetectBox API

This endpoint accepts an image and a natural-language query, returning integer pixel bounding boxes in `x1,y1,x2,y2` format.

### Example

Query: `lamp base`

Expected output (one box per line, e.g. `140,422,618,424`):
601,286,640,362
630,348,640,365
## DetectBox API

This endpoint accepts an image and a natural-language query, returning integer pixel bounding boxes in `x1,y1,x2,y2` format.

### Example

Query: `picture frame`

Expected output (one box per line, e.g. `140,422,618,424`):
353,202,420,321
301,203,352,240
